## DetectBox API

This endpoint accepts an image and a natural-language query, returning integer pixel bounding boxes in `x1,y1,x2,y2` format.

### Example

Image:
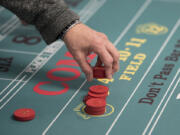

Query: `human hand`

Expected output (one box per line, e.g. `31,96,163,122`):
63,23,120,81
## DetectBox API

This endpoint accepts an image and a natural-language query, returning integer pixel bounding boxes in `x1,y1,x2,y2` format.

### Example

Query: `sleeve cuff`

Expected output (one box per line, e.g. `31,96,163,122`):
59,19,81,40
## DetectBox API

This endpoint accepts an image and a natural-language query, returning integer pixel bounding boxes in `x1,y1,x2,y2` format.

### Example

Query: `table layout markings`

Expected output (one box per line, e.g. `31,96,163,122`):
142,69,180,135
0,17,19,33
0,75,28,110
0,16,18,41
105,18,180,135
149,77,180,135
0,16,17,30
0,75,27,102
0,77,27,82
0,78,19,96
1,19,19,33
0,22,20,42
146,69,180,135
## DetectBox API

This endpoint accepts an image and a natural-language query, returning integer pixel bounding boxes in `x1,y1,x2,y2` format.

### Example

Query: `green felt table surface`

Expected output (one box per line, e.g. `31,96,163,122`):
0,0,180,135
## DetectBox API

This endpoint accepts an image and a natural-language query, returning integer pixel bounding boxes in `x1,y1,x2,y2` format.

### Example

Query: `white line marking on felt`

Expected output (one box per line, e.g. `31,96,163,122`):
0,54,36,96
0,49,39,55
0,78,18,96
143,68,180,134
42,0,150,134
0,77,27,82
1,19,19,33
0,16,17,31
0,76,27,110
42,80,87,135
0,17,18,41
0,22,20,41
0,17,18,34
105,18,180,135
0,75,26,102
0,17,20,41
148,74,180,135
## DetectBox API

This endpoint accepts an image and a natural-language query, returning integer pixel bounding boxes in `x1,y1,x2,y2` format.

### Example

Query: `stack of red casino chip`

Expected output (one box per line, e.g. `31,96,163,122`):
83,85,109,104
83,85,109,115
85,98,106,115
93,66,106,79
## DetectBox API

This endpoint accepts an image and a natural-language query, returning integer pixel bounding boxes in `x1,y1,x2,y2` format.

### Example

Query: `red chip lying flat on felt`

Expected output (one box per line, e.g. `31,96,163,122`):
13,108,35,121
89,85,109,94
86,98,106,108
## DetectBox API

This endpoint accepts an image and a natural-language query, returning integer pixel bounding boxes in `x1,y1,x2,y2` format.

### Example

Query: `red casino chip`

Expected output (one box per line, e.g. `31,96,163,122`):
85,107,105,115
89,85,109,94
85,106,106,112
88,91,107,99
93,66,106,78
83,95,91,104
13,108,35,121
86,98,106,108
83,95,98,104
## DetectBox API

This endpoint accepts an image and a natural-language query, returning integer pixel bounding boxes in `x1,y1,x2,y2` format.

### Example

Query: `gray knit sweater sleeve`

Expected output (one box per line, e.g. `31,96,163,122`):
0,0,80,44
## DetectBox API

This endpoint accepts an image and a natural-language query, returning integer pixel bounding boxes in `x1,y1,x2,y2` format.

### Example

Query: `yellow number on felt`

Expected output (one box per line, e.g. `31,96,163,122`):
97,78,114,84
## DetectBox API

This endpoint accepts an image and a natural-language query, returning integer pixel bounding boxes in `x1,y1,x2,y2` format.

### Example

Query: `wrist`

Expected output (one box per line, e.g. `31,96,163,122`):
60,19,81,40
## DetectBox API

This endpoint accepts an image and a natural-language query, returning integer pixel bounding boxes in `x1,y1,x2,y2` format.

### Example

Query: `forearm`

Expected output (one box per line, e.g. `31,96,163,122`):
0,0,79,44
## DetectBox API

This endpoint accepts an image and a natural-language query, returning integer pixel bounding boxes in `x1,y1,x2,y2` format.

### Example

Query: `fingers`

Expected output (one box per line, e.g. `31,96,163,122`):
95,47,114,79
94,38,119,79
74,52,93,81
106,41,120,74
